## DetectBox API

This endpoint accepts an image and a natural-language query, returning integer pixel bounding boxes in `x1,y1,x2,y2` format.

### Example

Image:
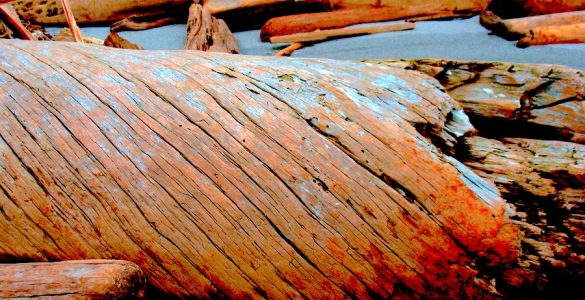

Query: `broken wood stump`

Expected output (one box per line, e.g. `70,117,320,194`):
184,3,239,53
0,39,519,299
0,260,146,299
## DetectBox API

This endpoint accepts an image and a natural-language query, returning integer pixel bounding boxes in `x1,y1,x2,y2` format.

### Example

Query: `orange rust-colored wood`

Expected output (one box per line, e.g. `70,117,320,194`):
517,22,585,47
260,1,484,41
329,0,488,10
269,22,415,43
0,40,519,299
482,10,585,40
488,0,585,18
0,260,146,299
0,4,33,40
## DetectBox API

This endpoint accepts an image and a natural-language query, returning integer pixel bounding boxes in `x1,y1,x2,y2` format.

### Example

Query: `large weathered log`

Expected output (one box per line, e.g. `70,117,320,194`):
260,1,484,41
0,260,146,299
12,0,191,25
516,22,585,47
369,59,585,144
0,40,519,299
328,0,488,10
184,3,239,53
488,0,585,19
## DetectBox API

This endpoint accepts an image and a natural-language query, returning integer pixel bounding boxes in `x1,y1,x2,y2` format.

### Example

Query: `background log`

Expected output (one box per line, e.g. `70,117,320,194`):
0,39,518,299
488,0,585,19
517,23,585,47
0,260,146,299
481,10,585,40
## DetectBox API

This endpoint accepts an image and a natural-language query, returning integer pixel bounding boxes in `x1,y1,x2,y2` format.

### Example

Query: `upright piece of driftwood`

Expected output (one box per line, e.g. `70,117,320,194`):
12,0,191,25
184,3,239,53
260,1,483,41
369,58,584,298
0,260,146,299
0,40,519,299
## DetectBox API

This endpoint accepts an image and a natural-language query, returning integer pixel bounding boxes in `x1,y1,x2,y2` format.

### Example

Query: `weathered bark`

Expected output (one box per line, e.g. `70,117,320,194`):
369,59,585,144
260,2,482,42
488,0,585,19
481,10,585,40
104,32,143,50
460,137,584,298
12,0,191,25
269,22,415,43
204,0,332,31
0,40,519,299
0,260,146,299
184,3,239,53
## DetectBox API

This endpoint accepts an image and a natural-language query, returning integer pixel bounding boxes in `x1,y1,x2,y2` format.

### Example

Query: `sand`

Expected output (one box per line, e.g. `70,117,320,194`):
48,16,585,70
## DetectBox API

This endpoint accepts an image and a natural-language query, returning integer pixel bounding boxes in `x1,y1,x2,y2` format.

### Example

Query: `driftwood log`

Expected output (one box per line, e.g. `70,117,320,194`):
481,10,585,40
184,3,239,53
259,0,486,41
516,22,585,47
0,260,146,299
204,0,332,31
0,39,519,299
269,22,415,43
11,0,191,25
369,58,584,297
488,0,585,19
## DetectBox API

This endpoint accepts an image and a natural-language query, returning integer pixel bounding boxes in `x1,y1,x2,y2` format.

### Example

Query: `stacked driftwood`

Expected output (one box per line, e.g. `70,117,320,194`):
371,58,584,298
482,0,585,47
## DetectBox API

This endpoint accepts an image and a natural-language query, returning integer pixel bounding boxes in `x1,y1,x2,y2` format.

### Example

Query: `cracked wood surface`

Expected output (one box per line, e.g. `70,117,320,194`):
0,40,518,299
0,259,146,299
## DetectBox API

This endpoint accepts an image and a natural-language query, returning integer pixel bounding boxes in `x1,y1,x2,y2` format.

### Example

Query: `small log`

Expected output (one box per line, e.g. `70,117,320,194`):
0,4,33,40
270,22,415,43
275,42,305,56
260,3,480,41
185,4,239,53
204,0,332,31
0,260,147,299
104,31,144,50
111,14,178,32
488,0,585,19
516,22,585,47
481,10,585,40
58,0,82,43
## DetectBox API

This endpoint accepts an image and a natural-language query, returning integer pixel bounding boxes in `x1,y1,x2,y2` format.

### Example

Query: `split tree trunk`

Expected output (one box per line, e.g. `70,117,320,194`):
0,260,146,299
0,40,519,299
184,3,239,53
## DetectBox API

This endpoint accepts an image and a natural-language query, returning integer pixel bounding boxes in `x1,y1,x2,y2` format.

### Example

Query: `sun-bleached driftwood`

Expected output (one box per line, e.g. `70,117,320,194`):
11,0,191,25
269,22,415,43
516,22,585,47
260,1,483,41
367,58,584,298
481,10,585,40
0,39,519,299
488,0,585,19
184,3,239,53
0,260,146,299
275,42,305,56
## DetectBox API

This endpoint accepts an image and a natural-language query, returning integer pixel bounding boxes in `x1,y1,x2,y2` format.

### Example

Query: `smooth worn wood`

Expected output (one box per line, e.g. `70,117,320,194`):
488,0,585,19
204,0,332,31
269,22,415,43
516,22,585,47
329,0,488,10
369,59,585,144
110,14,178,32
0,39,519,299
275,42,305,56
260,2,483,41
0,3,33,40
12,0,192,25
481,10,585,40
104,32,143,50
184,3,239,53
0,260,146,299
